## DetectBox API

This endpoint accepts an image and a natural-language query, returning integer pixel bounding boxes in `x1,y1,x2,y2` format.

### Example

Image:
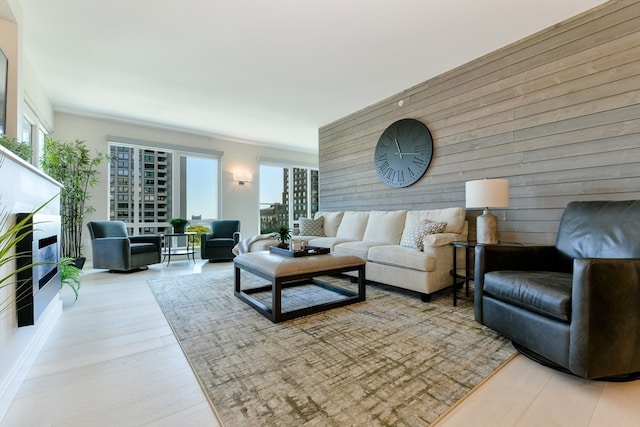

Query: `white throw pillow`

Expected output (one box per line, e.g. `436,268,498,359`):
400,220,447,251
299,217,324,236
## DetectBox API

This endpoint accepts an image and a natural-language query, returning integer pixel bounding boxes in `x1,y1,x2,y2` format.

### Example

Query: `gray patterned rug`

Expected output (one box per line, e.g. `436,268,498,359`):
147,269,514,427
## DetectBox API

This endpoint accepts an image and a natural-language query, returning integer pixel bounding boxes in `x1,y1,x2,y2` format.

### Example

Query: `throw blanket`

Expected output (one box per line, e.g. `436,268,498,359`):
233,233,277,255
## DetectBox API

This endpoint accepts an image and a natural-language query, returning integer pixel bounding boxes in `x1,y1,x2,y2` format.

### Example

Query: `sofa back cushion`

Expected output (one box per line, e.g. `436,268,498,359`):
362,210,407,244
402,207,465,242
336,211,370,241
314,211,344,237
556,200,640,259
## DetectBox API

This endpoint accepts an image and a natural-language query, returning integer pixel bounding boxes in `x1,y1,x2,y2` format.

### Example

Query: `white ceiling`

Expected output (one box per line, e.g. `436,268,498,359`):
15,0,606,153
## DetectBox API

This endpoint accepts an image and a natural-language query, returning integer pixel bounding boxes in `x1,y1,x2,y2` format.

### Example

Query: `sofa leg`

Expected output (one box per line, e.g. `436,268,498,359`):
421,294,431,302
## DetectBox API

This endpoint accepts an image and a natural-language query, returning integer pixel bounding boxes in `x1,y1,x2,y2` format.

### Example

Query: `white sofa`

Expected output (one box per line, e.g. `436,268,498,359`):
242,208,468,300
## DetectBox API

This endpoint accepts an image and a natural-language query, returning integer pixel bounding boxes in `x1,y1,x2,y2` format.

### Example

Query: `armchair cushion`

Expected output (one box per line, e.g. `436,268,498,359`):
484,271,572,322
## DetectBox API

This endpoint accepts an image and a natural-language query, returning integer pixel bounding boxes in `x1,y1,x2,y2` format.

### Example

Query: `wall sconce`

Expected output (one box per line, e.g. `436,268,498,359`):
233,171,252,185
465,178,509,244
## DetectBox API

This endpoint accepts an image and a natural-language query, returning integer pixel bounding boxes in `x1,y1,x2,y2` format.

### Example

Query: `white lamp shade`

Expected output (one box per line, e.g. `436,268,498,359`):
465,179,509,208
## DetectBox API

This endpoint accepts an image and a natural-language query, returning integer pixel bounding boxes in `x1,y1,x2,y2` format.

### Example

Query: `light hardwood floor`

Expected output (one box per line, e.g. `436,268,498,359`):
2,258,639,426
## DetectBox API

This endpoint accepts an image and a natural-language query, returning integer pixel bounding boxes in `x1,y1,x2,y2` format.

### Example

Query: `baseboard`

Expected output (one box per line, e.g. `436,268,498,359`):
0,297,62,422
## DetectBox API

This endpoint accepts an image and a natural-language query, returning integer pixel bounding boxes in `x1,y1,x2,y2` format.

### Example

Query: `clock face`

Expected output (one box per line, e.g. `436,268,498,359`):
374,118,434,188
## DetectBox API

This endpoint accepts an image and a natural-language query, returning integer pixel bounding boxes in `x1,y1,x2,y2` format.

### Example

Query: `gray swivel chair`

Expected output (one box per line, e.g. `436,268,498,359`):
474,200,640,380
200,220,241,262
87,221,162,271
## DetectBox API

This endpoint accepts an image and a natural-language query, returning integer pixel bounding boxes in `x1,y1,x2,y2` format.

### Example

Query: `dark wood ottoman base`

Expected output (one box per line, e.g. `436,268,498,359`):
233,252,366,323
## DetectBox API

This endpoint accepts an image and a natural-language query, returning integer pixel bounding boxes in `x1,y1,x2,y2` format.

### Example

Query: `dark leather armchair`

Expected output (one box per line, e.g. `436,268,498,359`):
87,221,162,271
200,220,241,262
475,200,640,380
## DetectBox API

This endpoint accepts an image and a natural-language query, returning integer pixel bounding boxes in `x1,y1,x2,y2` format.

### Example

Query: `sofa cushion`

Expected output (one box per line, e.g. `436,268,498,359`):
400,220,447,251
306,237,355,251
367,245,437,272
314,211,344,237
334,241,388,260
299,217,324,236
483,271,573,322
336,211,370,241
362,210,407,244
403,208,466,241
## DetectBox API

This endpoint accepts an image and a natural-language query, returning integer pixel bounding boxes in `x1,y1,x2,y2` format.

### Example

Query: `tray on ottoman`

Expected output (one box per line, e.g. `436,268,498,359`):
269,245,330,257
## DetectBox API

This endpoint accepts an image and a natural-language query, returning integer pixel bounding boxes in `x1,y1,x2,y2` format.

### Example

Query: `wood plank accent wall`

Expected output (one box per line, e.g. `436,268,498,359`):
318,0,640,244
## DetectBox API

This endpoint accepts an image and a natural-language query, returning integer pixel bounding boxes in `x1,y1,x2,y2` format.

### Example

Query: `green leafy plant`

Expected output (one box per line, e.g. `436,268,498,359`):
41,138,108,261
59,257,81,301
170,218,189,227
170,218,189,233
276,225,291,248
0,135,33,162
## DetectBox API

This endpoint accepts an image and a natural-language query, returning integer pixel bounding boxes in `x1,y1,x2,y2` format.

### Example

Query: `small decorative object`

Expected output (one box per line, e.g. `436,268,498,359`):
276,225,291,249
374,118,434,188
170,218,189,233
291,240,302,251
465,178,509,244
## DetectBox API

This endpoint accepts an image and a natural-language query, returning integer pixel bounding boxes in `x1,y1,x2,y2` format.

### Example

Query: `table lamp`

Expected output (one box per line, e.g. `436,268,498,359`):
465,178,509,244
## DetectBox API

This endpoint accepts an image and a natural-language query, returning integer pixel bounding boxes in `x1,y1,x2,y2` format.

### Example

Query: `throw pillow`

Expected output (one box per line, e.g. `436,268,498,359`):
299,217,324,236
400,220,447,251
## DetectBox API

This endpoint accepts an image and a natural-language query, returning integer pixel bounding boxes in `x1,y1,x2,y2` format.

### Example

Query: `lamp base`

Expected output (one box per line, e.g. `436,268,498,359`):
476,209,498,244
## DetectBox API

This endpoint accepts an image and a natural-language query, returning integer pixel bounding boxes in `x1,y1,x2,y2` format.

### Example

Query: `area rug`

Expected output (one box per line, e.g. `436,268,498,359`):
147,269,515,427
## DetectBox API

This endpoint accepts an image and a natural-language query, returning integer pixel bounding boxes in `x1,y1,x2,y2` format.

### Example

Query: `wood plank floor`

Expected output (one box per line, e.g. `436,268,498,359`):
3,258,639,426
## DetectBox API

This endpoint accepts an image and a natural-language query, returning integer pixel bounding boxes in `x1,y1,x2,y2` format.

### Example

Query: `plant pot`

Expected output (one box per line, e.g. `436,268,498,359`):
173,226,185,234
72,257,86,269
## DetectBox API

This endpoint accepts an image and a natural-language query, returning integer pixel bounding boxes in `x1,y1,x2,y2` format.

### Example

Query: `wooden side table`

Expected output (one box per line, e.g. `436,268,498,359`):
450,241,476,306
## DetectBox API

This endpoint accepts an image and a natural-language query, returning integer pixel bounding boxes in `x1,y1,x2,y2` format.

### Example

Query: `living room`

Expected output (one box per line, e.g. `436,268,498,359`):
1,0,639,425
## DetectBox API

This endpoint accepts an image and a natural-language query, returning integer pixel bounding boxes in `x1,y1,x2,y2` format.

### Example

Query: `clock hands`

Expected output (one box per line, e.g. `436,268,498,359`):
393,138,403,159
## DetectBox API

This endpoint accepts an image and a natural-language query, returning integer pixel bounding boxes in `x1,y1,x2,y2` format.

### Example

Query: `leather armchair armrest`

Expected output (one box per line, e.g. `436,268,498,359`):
569,258,640,379
233,231,242,244
474,244,557,322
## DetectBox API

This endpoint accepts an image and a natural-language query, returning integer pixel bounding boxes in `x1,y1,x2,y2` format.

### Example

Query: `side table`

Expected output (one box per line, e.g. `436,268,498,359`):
450,241,476,306
161,232,197,265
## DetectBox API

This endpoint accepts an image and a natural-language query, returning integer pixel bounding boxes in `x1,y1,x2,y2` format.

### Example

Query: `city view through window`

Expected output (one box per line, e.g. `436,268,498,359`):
260,165,318,233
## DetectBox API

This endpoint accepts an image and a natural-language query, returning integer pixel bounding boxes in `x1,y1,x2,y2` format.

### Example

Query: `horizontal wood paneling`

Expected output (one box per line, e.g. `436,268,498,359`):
318,0,640,244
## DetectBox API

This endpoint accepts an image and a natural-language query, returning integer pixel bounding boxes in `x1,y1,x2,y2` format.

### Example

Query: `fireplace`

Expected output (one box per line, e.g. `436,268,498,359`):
16,213,62,327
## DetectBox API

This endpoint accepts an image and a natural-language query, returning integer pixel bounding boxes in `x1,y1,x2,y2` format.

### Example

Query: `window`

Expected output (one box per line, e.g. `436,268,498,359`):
259,163,318,233
109,140,221,235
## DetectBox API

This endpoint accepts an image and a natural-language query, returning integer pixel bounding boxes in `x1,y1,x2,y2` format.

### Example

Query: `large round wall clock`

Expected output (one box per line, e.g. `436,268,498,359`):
374,118,434,188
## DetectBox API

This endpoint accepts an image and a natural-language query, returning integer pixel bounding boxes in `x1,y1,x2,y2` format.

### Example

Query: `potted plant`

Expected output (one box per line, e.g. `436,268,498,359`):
59,257,81,302
276,225,291,249
170,218,189,233
0,135,33,162
41,138,108,268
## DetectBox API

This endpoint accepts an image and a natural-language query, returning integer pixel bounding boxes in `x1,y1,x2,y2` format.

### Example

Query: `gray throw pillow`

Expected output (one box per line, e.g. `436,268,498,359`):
299,217,324,236
400,220,447,251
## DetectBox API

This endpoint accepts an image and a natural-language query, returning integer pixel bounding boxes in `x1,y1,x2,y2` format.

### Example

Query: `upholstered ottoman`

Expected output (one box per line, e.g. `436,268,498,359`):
234,251,366,323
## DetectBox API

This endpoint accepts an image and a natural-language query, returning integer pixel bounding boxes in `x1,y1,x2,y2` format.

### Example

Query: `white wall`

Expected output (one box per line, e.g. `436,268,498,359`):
50,113,317,260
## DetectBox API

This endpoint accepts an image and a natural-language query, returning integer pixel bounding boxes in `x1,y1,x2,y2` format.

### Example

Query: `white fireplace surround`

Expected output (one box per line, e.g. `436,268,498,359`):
0,146,63,421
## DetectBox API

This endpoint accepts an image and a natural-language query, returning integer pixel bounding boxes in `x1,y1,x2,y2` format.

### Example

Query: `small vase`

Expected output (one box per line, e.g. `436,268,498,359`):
173,226,185,234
